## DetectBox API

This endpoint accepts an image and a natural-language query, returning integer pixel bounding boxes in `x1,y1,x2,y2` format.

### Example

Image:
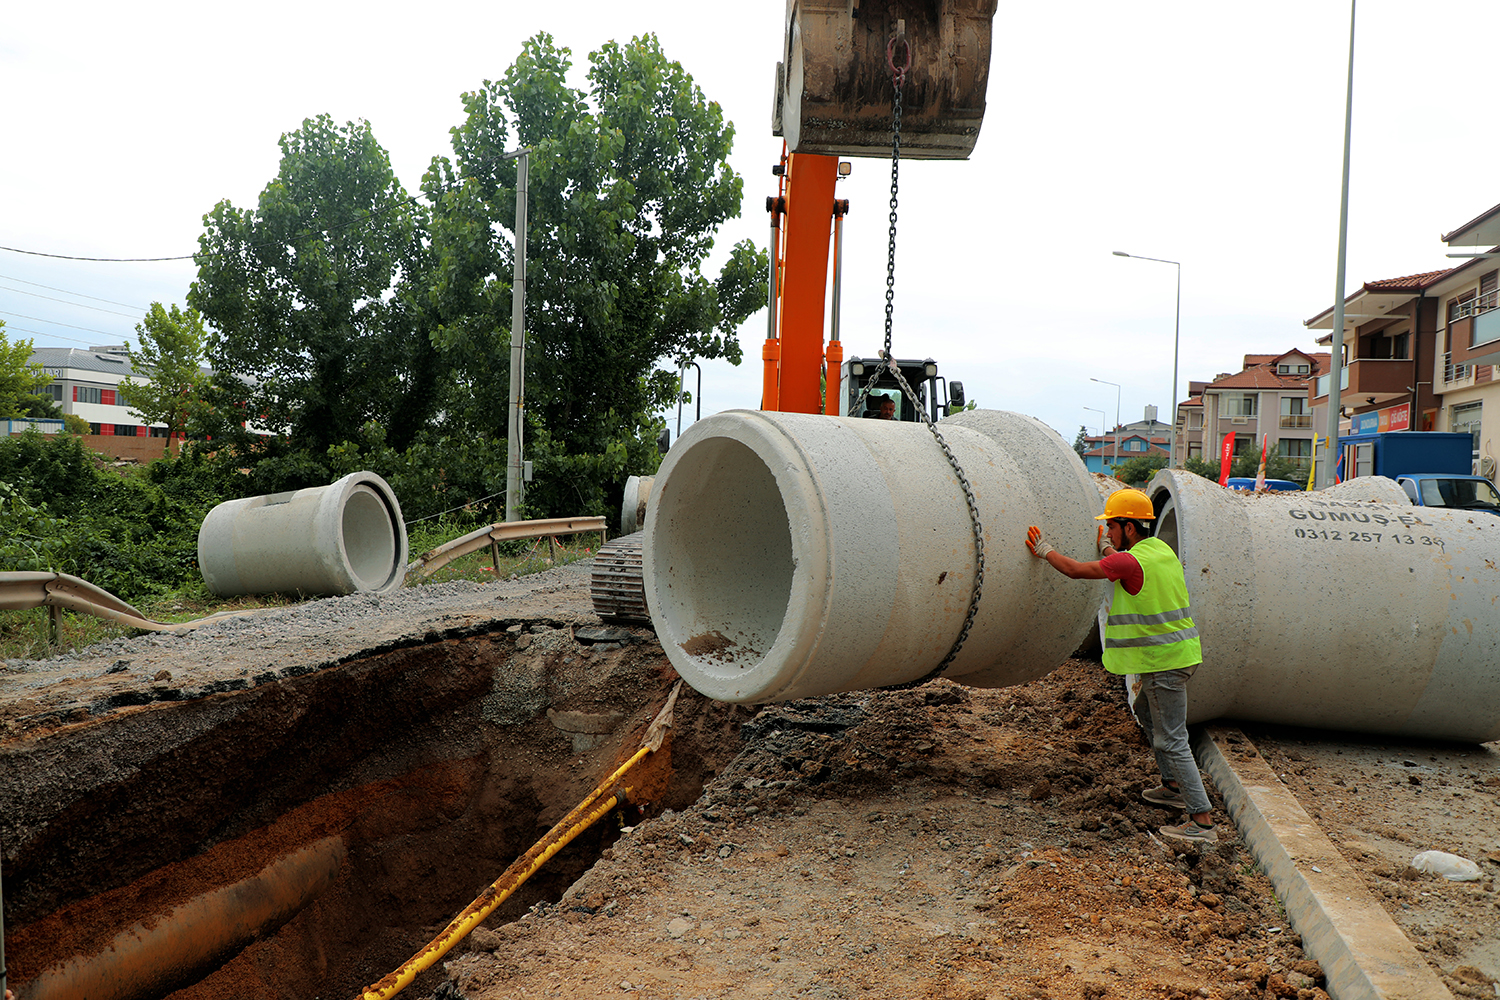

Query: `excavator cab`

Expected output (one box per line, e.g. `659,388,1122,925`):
773,0,999,160
841,356,961,420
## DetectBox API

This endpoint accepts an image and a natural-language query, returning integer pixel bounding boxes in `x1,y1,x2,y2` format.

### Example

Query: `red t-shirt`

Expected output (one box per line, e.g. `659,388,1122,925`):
1100,551,1144,596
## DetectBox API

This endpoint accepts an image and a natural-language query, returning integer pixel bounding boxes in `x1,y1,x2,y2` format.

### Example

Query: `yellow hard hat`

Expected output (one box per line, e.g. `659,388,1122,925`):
1095,488,1155,521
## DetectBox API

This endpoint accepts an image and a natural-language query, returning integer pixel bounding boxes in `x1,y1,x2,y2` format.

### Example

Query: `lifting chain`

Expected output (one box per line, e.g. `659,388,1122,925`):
864,28,987,692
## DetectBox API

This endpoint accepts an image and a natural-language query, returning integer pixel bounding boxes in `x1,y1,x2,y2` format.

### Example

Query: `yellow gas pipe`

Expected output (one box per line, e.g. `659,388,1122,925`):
357,682,681,1000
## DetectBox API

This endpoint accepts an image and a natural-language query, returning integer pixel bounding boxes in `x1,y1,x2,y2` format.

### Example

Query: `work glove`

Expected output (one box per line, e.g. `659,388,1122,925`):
1097,524,1110,557
1025,525,1054,559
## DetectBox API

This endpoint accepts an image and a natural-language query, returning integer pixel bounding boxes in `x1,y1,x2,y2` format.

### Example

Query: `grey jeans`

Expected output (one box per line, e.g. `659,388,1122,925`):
1142,667,1212,816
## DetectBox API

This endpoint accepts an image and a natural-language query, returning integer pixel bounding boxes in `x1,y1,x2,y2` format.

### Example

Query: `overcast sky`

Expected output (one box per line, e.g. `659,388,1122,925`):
6,1,1500,447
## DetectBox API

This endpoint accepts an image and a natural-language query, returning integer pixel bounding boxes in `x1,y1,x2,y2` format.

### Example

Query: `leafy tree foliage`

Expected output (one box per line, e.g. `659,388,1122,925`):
189,115,441,464
424,33,766,514
1111,452,1170,487
122,303,214,442
1072,425,1088,458
0,433,224,599
184,38,763,524
0,321,54,419
1183,445,1301,484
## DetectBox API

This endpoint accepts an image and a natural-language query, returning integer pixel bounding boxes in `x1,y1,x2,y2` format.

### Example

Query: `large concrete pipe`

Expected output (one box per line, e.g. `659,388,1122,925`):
1147,469,1500,742
621,475,655,535
198,472,408,597
643,409,1107,702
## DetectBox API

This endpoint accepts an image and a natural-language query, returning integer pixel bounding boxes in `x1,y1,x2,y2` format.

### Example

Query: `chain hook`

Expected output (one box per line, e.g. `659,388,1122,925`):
887,19,911,88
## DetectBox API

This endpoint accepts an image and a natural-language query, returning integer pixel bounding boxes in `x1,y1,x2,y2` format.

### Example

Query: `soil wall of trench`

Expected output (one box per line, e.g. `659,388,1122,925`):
0,616,751,1000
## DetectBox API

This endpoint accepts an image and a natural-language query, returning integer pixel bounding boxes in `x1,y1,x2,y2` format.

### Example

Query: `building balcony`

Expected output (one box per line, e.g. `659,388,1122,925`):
1311,357,1412,403
1279,414,1312,429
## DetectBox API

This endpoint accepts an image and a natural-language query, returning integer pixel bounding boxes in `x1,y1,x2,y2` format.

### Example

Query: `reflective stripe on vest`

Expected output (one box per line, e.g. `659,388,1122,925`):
1102,536,1202,675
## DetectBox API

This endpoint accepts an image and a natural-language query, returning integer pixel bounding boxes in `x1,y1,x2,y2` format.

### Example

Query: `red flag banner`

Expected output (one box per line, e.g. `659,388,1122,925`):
1218,432,1236,486
1254,434,1268,491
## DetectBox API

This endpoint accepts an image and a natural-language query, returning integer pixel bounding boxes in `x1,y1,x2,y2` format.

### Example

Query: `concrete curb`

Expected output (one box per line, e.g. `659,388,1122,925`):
1195,724,1454,1000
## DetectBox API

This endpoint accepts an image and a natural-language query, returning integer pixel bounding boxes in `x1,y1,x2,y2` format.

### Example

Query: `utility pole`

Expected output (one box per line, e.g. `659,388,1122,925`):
505,148,530,522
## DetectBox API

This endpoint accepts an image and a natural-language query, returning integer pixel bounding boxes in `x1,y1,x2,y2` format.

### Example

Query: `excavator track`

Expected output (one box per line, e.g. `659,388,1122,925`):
589,531,649,625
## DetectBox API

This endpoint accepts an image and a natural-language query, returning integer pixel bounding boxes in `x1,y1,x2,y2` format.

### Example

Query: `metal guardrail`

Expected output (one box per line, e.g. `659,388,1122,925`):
0,571,254,639
408,516,607,580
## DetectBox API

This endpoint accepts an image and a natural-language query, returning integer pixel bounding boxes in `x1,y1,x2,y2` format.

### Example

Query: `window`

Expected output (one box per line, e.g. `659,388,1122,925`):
1481,270,1499,313
1392,332,1410,360
1297,364,1309,374
1128,439,1143,452
1277,438,1313,462
1449,289,1477,323
114,424,136,437
1223,394,1258,417
75,386,102,405
1280,395,1311,429
1451,401,1482,462
33,384,64,401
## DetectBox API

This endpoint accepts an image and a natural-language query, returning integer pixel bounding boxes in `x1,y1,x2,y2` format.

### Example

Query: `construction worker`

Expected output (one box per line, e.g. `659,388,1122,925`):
1024,487,1218,845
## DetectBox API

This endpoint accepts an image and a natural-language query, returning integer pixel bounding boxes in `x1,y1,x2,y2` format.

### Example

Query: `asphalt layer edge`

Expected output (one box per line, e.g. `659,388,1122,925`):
1194,724,1455,1000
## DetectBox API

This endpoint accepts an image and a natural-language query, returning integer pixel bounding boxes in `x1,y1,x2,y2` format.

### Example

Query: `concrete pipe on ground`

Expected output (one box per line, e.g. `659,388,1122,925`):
643,409,1107,703
198,472,409,598
621,475,655,535
1146,469,1500,742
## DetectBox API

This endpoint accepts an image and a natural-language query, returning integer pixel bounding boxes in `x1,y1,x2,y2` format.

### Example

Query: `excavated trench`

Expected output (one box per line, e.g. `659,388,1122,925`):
1,620,750,1000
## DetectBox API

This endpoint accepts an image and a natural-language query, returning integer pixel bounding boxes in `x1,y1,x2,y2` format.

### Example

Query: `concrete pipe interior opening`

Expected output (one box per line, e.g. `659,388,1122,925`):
648,436,794,679
341,485,399,591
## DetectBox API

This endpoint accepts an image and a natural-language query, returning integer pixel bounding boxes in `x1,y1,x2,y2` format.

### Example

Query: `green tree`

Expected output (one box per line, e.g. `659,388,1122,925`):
1184,445,1301,485
0,321,54,419
426,33,766,515
1072,425,1088,458
189,115,443,465
1112,452,1170,487
122,303,214,442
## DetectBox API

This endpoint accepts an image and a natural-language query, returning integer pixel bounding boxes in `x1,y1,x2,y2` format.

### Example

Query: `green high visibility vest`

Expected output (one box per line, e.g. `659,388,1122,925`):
1102,536,1202,676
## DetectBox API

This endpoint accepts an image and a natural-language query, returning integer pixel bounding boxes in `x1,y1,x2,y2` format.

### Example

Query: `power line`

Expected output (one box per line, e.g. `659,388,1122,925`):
0,273,149,311
0,283,142,319
2,325,106,348
1,311,127,339
0,193,428,265
0,245,194,263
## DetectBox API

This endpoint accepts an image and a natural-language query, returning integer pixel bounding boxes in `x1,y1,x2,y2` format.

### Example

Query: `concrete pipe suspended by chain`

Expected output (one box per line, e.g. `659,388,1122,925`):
643,409,1106,703
1146,469,1500,742
198,472,409,598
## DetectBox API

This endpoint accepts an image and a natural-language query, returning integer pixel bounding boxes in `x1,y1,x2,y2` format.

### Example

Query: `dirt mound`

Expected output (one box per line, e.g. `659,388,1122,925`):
441,660,1326,1000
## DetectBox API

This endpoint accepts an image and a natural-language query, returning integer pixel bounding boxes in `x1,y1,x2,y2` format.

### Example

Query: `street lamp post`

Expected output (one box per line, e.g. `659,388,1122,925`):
1084,406,1106,472
1090,377,1121,475
1113,251,1181,465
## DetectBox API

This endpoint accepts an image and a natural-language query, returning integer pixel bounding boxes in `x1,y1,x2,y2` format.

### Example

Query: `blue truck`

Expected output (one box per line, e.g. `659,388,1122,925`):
1336,431,1500,514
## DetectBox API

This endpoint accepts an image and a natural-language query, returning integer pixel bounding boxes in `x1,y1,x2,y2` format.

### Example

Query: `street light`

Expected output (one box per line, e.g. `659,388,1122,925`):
1113,251,1181,466
1084,406,1106,472
1090,377,1121,474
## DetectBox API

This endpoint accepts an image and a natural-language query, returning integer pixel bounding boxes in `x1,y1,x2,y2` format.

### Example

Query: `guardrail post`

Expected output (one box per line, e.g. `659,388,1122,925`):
490,536,502,576
548,536,559,564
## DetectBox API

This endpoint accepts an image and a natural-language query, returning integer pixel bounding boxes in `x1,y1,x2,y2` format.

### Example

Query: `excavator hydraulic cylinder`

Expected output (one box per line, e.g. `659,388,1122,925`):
642,409,1106,702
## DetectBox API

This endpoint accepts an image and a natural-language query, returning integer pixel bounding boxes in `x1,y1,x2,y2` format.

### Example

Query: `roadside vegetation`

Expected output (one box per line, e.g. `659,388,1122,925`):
0,429,606,660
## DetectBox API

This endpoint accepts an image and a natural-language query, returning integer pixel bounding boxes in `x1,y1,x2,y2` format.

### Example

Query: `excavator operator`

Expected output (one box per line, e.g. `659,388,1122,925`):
1023,488,1218,845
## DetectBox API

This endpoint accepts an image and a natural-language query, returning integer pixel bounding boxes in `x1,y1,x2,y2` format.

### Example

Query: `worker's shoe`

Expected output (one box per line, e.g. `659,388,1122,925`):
1159,820,1218,845
1142,784,1187,809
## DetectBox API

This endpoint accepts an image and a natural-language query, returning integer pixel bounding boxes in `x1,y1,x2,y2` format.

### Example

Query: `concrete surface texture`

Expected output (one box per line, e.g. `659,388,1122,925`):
1148,469,1500,742
197,471,409,598
643,408,1107,703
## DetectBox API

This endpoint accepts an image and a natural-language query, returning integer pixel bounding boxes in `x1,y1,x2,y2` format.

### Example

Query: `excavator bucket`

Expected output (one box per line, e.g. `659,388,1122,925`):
773,0,998,160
